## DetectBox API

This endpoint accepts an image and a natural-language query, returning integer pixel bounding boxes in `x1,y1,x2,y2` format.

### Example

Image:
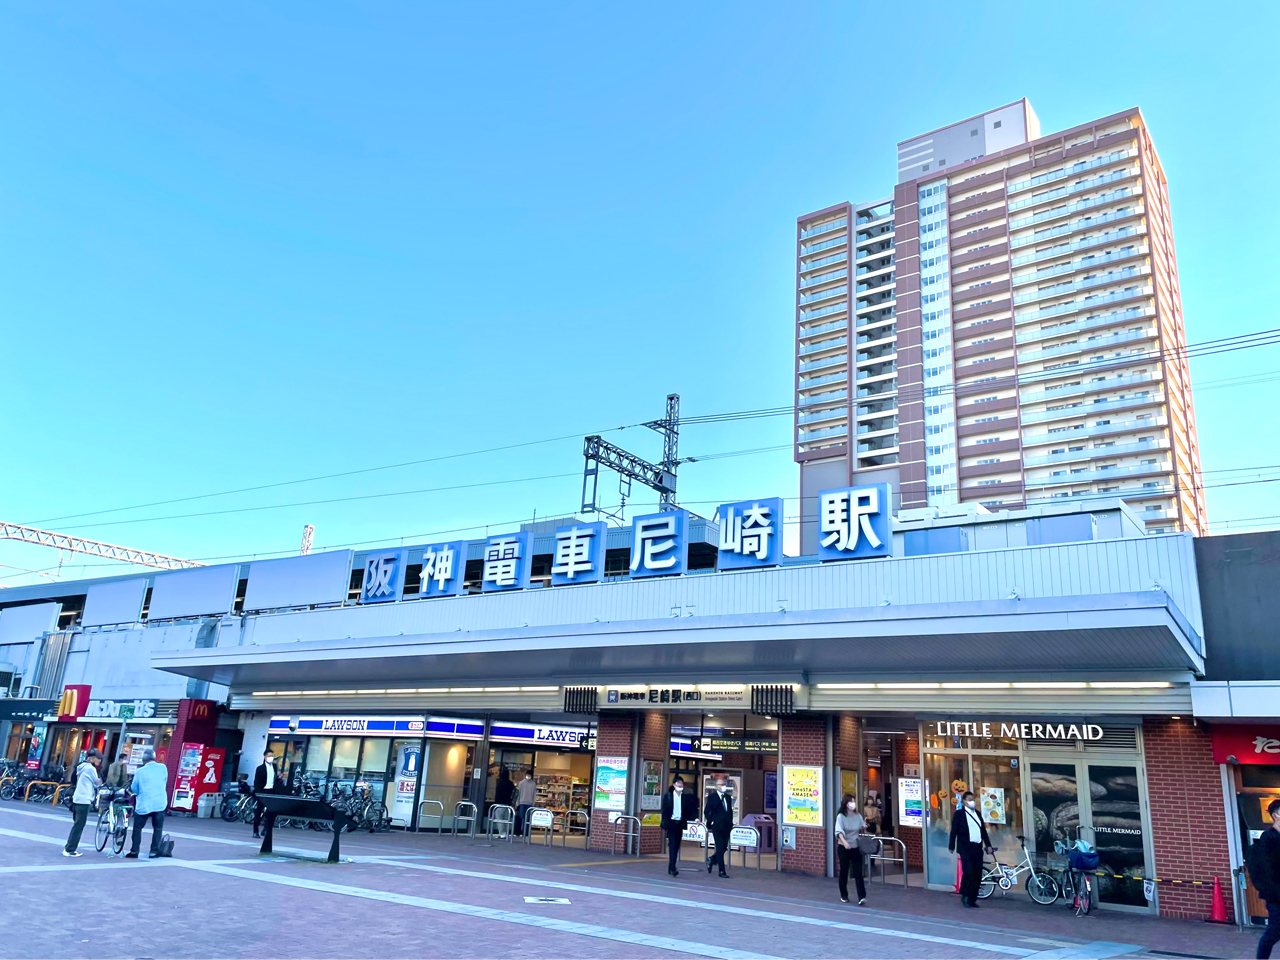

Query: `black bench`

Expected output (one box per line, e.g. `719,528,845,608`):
256,795,352,863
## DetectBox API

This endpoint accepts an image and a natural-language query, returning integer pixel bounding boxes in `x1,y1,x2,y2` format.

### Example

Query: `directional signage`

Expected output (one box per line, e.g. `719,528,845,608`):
689,737,777,754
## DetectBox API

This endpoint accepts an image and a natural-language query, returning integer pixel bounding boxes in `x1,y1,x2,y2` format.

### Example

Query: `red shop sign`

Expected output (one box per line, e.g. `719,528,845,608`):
1211,726,1280,764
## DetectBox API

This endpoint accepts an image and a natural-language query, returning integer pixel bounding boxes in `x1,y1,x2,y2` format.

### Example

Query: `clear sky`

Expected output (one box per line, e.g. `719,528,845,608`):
2,4,1278,586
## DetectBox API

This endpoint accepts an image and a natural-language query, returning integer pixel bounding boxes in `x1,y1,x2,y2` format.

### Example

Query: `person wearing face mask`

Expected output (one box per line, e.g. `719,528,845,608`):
1247,798,1280,958
660,775,696,877
835,793,868,905
703,776,734,878
948,791,994,908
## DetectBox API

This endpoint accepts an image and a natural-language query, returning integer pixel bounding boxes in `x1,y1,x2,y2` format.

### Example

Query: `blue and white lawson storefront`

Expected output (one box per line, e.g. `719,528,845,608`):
125,487,1213,915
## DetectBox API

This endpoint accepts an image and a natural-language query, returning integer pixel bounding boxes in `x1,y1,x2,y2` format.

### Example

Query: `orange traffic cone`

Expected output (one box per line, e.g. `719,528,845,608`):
1207,876,1230,924
954,856,962,895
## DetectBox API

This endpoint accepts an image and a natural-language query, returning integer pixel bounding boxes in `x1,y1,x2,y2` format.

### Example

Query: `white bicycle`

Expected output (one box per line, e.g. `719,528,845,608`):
977,835,1059,905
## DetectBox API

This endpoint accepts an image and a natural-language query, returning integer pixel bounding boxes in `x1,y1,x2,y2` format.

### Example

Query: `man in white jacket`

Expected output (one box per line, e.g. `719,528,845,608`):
63,748,103,857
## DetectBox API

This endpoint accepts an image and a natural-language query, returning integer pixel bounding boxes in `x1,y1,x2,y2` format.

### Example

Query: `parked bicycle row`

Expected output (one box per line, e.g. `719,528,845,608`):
220,749,393,836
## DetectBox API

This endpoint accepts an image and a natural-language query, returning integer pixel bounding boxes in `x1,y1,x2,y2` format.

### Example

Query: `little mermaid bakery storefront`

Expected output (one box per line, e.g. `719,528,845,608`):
150,502,1229,919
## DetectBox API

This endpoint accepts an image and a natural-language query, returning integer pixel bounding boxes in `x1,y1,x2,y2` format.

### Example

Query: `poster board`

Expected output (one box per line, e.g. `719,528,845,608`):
594,757,629,811
641,760,663,811
780,765,824,828
897,777,923,828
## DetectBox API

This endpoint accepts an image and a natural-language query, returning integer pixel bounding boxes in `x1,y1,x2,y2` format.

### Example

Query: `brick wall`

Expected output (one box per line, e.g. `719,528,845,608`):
1144,718,1235,919
638,712,670,854
894,735,923,869
589,713,634,852
779,715,827,875
834,714,859,772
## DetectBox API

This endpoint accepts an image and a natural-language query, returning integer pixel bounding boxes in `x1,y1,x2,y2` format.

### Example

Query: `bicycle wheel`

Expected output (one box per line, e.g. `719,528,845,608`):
1078,875,1093,916
220,798,239,822
113,811,130,855
95,811,111,852
0,782,13,801
240,801,256,824
1027,871,1059,905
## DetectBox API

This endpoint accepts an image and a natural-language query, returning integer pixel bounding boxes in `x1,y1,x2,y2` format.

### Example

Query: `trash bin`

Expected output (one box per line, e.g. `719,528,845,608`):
196,793,219,819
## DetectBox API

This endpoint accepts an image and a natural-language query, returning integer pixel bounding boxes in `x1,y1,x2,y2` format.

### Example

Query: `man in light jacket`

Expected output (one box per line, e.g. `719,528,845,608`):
63,748,103,857
127,748,168,859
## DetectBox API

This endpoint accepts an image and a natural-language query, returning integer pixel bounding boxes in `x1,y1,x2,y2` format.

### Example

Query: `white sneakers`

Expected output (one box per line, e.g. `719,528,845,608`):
62,850,82,857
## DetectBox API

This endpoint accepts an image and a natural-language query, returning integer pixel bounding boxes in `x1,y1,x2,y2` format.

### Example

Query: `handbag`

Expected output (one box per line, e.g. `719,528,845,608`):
856,835,881,855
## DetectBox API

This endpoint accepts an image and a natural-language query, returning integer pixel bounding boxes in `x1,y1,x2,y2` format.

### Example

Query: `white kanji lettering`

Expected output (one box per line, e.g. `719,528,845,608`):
484,536,523,587
421,545,455,592
631,516,678,572
718,503,774,561
820,488,882,552
552,526,596,580
363,555,396,598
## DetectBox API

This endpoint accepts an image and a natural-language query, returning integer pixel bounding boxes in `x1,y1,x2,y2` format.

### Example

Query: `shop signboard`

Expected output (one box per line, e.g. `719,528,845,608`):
688,736,777,754
1210,725,1280,764
629,510,690,579
550,521,608,586
419,541,467,598
817,484,892,561
926,719,1104,741
715,498,783,570
359,549,408,604
24,722,47,770
488,722,587,748
641,760,662,811
602,684,749,709
83,699,159,721
390,743,420,824
780,765,824,828
481,531,533,592
269,716,429,736
594,757,629,812
57,684,92,723
898,777,923,828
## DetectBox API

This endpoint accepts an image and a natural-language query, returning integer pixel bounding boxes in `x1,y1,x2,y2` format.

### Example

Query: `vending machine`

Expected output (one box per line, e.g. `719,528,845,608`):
171,743,226,811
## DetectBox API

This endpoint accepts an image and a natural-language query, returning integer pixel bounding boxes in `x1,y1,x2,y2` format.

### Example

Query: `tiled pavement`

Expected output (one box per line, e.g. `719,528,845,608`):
0,801,1259,959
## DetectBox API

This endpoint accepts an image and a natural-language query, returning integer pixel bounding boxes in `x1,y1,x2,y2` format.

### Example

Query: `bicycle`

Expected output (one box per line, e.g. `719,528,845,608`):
220,789,255,823
977,835,1059,905
1053,840,1097,916
94,788,134,855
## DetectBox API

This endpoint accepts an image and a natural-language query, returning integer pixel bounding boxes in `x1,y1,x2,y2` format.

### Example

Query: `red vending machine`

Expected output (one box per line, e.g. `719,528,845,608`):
171,743,226,812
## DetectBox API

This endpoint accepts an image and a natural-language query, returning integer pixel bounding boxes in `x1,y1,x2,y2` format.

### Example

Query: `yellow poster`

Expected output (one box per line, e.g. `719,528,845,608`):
782,765,824,827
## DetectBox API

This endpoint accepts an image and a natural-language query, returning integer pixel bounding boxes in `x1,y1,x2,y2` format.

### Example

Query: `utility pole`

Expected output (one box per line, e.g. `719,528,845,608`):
581,393,680,523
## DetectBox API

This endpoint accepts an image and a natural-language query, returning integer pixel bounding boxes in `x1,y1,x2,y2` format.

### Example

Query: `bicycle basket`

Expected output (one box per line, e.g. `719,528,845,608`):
1067,849,1100,871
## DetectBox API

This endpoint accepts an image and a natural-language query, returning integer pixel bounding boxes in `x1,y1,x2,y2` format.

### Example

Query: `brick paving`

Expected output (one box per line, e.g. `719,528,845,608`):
0,800,1260,959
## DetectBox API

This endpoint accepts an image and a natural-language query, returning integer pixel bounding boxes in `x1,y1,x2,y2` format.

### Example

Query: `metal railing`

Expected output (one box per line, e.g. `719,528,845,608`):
523,807,557,845
867,835,909,887
417,799,445,833
25,780,59,802
451,800,477,838
612,815,641,856
486,803,516,842
558,809,590,846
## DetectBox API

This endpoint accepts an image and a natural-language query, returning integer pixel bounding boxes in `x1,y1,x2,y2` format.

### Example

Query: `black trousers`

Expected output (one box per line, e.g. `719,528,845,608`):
959,845,984,902
1259,901,1280,959
709,829,730,871
665,827,683,872
253,796,267,833
131,810,165,856
838,845,866,901
65,803,90,853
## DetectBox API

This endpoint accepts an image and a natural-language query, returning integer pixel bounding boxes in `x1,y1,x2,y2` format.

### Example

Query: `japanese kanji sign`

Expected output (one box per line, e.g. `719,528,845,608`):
716,497,783,570
360,549,407,604
629,509,689,578
482,531,533,592
817,483,892,561
551,521,608,586
419,541,467,598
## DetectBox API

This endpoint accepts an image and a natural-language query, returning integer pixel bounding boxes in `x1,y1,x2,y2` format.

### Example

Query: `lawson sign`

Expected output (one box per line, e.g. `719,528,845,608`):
489,722,588,748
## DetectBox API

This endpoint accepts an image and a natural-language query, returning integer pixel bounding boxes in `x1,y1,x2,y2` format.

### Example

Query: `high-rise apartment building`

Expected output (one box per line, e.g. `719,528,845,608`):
794,100,1205,540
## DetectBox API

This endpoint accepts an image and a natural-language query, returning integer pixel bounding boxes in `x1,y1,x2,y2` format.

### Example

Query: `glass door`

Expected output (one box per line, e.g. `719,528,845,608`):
1030,762,1082,854
923,753,969,885
1086,764,1146,907
972,756,1023,861
359,738,391,807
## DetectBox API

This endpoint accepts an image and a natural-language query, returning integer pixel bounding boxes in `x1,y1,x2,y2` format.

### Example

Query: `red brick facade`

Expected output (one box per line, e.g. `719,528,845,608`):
779,715,828,876
1143,718,1235,919
638,712,671,854
894,735,923,869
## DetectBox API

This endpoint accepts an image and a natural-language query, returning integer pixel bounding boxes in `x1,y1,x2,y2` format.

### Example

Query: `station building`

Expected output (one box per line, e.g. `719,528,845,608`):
0,494,1243,920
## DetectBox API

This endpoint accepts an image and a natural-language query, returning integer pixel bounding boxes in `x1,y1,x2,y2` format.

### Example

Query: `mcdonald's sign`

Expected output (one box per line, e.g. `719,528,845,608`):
57,684,92,722
190,700,213,720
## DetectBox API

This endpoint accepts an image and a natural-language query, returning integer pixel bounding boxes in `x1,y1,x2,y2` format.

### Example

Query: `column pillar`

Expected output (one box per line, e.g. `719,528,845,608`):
164,698,219,796
589,712,637,852
778,715,827,875
636,711,671,855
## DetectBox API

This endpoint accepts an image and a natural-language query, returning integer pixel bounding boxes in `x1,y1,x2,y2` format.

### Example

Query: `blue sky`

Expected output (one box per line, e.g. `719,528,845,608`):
2,4,1278,586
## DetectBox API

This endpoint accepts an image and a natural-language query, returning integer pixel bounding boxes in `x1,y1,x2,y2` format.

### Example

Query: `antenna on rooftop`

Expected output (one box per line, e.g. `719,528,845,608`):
299,524,315,555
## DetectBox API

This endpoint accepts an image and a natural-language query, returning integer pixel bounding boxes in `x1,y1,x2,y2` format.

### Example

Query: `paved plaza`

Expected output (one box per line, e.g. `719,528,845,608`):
0,801,1257,959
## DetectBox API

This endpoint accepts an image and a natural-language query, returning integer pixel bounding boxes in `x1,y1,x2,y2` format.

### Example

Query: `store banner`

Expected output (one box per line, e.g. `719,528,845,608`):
780,765,824,828
390,743,421,824
57,684,92,723
1211,725,1280,764
594,757,629,811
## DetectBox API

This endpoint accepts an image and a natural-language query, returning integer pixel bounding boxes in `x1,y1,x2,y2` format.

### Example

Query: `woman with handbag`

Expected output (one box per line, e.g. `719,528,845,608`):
835,792,869,905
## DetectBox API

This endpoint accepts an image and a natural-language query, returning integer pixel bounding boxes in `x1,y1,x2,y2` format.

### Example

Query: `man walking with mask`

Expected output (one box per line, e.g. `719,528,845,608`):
949,790,994,908
661,775,695,877
704,776,734,878
253,749,280,839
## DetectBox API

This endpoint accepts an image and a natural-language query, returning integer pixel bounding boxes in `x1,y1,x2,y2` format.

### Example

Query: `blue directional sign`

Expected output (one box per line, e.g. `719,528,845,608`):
360,549,407,604
816,483,893,561
716,498,783,570
482,531,533,592
419,541,467,598
630,509,689,578
550,521,608,586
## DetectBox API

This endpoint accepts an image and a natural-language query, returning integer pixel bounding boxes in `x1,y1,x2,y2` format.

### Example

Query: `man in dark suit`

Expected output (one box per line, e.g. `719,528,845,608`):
948,790,994,907
660,775,696,877
703,775,734,878
252,749,281,838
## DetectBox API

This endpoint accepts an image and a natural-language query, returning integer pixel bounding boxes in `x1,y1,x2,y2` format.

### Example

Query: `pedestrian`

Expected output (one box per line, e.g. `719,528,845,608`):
1248,797,1280,958
127,748,168,859
949,790,993,908
660,775,696,877
105,749,131,790
63,748,103,857
252,749,280,838
836,792,868,905
862,791,880,835
514,770,537,835
704,775,734,878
